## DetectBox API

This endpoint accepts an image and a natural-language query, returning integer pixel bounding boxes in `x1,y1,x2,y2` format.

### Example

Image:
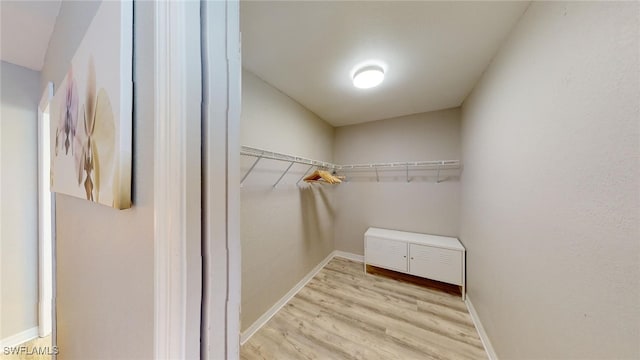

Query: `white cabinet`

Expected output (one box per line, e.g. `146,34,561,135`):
365,236,407,272
408,244,463,286
364,227,466,300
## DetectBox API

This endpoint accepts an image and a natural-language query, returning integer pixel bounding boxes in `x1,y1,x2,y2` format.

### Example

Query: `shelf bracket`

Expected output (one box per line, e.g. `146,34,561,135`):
241,155,262,186
406,163,410,183
374,165,379,182
296,165,315,186
274,161,295,188
436,162,443,183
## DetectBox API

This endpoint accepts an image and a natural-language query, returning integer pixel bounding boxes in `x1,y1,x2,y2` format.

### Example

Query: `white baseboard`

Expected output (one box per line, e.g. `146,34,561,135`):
0,326,39,348
333,250,364,262
240,251,334,344
465,296,498,360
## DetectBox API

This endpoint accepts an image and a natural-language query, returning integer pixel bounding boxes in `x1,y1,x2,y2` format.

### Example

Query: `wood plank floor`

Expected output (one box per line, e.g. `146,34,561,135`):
0,336,52,360
241,257,488,360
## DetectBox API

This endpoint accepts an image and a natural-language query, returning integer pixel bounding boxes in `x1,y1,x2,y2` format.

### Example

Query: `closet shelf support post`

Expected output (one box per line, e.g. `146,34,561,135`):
406,163,410,183
296,165,315,186
274,161,295,188
241,155,263,186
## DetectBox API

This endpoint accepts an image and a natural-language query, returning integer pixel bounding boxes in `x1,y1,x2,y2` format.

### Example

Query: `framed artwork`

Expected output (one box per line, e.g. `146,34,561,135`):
50,1,132,209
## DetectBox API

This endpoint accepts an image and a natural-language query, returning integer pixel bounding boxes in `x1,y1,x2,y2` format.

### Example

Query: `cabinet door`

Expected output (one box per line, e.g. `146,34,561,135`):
365,236,407,272
408,244,462,285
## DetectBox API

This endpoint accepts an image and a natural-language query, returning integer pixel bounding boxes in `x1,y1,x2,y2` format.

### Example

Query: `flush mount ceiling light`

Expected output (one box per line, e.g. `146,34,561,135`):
352,65,385,89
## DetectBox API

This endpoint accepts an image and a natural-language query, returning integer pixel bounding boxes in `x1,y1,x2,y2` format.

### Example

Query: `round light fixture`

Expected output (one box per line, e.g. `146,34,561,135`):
352,65,385,89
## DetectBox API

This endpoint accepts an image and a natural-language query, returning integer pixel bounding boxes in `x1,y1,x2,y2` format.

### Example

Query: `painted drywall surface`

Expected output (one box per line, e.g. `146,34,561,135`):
40,0,100,91
0,61,40,339
240,70,335,331
42,2,154,358
460,2,639,358
333,109,461,255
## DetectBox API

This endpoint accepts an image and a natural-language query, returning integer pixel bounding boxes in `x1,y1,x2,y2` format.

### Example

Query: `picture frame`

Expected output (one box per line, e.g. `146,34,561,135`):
50,1,133,209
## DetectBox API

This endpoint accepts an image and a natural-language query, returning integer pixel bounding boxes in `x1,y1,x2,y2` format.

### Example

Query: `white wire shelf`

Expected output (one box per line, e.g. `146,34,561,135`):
240,145,461,186
337,161,460,171
241,146,337,170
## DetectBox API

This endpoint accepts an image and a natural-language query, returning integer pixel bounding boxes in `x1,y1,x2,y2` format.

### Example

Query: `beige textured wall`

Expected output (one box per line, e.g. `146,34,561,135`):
333,109,461,255
240,70,335,331
41,2,156,358
460,2,640,358
0,61,40,339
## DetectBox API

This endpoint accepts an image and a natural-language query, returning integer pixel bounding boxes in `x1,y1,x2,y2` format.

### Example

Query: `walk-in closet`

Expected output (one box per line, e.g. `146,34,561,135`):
2,1,635,359
237,1,639,359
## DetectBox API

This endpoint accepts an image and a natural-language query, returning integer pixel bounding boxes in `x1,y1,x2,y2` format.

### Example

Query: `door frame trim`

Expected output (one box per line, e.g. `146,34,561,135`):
37,82,54,339
154,2,239,358
153,2,202,358
201,0,241,358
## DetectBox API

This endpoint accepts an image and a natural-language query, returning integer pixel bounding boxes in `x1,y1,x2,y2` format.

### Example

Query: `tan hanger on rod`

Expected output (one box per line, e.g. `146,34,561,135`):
303,169,343,184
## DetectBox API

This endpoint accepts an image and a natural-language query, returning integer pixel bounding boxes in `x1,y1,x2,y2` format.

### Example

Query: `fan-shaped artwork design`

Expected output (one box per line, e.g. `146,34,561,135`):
50,1,132,209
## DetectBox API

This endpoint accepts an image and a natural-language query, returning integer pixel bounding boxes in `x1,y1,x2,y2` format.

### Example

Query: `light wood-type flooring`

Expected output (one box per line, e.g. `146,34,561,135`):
241,257,488,360
0,336,52,360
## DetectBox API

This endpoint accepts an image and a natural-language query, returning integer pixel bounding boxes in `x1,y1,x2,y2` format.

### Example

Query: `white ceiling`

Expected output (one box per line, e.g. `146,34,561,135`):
241,1,530,127
1,0,61,71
